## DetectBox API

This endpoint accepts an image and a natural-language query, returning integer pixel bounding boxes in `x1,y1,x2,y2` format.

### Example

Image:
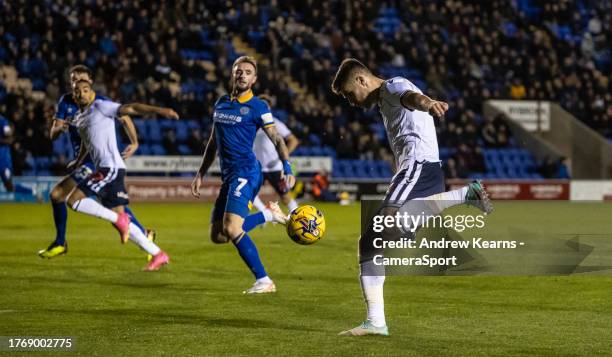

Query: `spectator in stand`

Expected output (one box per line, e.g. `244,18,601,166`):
443,157,462,179
0,0,608,181
186,128,204,155
556,157,571,179
162,129,180,155
311,170,338,202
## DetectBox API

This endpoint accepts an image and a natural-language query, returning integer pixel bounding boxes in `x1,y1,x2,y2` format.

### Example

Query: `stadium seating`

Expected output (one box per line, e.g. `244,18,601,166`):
5,0,604,180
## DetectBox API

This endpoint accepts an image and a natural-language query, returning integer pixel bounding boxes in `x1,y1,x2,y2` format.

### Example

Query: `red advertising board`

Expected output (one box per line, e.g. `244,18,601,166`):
447,180,570,200
125,178,278,202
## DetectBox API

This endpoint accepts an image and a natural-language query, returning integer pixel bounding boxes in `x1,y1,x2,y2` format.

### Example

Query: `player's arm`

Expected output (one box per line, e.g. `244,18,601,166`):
285,134,299,154
400,92,449,118
50,96,70,140
50,118,69,140
263,125,296,189
118,115,139,159
66,141,88,171
191,127,217,198
118,103,179,120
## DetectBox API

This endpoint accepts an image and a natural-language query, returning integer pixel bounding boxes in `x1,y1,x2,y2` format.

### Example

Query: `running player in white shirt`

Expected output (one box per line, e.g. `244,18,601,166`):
65,80,179,271
251,95,300,215
331,59,493,336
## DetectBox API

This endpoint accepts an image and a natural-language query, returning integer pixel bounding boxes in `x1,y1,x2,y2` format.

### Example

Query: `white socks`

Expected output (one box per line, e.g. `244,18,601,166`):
256,276,273,284
72,198,160,255
287,199,298,212
252,195,267,212
360,275,386,327
253,196,276,222
419,186,469,213
72,198,118,222
128,223,161,255
262,209,274,222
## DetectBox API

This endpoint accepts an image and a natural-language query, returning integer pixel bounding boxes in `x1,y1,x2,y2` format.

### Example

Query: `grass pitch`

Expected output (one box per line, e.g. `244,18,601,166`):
1,201,612,356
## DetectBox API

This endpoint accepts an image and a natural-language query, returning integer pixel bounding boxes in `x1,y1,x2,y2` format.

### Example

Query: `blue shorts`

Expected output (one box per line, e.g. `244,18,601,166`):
78,167,129,208
69,162,96,184
383,161,445,206
211,167,263,222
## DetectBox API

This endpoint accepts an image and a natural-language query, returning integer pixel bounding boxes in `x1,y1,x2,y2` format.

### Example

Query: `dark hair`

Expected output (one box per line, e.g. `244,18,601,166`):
232,56,257,74
69,64,94,81
331,58,370,95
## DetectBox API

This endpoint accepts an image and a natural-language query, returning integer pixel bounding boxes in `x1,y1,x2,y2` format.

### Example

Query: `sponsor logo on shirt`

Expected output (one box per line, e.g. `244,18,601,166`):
213,111,243,124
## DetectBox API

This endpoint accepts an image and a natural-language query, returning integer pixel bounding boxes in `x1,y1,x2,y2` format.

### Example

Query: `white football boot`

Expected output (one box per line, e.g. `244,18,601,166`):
243,279,277,294
266,201,288,225
338,321,389,336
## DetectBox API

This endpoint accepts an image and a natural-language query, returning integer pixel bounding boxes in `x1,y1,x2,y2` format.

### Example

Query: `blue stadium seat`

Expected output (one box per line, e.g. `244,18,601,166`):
137,144,151,155
146,121,163,143
151,144,166,155
310,146,323,156
175,121,189,142
186,120,201,130
134,119,147,138
178,144,191,155
292,147,306,156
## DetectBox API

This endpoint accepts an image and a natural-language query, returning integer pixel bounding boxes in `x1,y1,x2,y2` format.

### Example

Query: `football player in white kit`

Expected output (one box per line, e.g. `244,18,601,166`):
65,80,179,271
251,95,300,215
331,59,493,336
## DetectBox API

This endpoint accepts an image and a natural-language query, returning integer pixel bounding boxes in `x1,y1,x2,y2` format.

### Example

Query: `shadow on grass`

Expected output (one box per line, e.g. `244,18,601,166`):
34,307,322,332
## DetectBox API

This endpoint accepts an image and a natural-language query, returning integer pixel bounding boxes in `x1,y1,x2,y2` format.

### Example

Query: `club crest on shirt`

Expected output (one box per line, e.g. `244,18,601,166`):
240,106,250,115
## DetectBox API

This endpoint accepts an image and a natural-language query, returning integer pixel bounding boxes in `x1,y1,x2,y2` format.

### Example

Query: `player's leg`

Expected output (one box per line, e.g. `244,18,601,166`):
107,205,168,271
209,183,271,241
66,168,131,242
38,175,77,258
1,165,34,195
339,206,393,337
251,195,267,212
242,203,286,232
225,172,275,293
267,171,298,212
423,180,493,214
40,163,95,257
340,166,416,337
224,212,275,293
122,205,157,261
210,183,231,244
1,165,14,191
124,206,146,233
242,172,287,232
403,163,492,216
280,192,298,213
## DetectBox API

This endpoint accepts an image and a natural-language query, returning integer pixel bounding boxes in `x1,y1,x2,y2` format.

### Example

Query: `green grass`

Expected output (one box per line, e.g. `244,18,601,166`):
1,202,612,356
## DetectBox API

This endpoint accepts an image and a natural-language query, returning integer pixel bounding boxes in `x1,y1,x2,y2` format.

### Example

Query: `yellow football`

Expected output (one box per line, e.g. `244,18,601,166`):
286,205,326,245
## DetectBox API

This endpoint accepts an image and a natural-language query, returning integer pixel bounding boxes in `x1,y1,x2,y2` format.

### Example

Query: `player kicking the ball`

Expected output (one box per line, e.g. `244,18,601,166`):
65,79,177,271
331,59,493,336
191,56,294,294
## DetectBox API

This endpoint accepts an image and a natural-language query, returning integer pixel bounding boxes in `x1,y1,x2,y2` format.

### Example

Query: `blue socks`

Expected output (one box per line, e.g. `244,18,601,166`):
124,206,146,234
52,201,68,246
233,233,267,279
242,212,266,232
